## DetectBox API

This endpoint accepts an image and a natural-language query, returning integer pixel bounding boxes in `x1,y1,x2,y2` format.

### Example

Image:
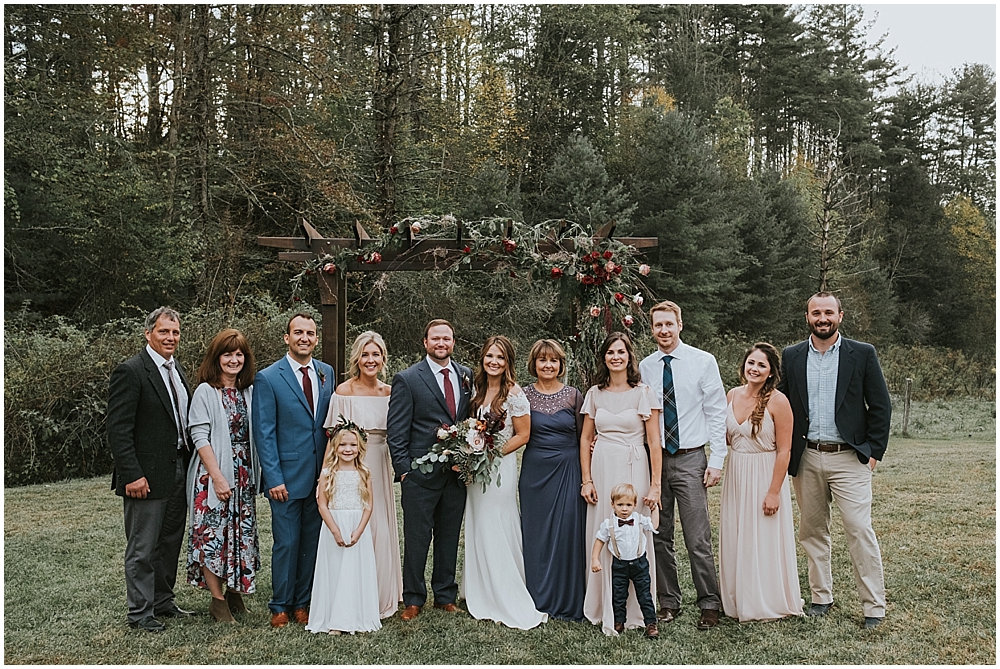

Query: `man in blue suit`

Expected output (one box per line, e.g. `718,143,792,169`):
252,313,334,628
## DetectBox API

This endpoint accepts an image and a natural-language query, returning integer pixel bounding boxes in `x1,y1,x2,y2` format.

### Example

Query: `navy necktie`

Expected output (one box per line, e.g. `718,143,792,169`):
662,355,679,454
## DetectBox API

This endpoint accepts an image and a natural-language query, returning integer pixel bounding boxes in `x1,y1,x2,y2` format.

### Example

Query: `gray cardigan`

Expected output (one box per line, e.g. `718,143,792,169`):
185,382,260,517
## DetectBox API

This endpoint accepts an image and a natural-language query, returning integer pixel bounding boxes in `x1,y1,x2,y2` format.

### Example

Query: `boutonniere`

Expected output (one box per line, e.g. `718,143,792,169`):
318,369,326,386
461,373,471,393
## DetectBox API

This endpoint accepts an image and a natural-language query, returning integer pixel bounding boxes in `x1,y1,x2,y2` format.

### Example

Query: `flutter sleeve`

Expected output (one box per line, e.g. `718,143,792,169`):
636,384,654,421
581,386,599,418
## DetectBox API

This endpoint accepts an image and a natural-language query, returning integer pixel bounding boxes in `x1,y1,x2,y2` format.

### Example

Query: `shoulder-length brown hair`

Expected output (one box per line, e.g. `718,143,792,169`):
470,335,517,417
197,329,256,390
593,331,641,390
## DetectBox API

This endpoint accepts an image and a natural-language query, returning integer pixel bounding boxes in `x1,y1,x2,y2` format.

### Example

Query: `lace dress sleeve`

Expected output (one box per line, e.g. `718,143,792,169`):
506,389,531,417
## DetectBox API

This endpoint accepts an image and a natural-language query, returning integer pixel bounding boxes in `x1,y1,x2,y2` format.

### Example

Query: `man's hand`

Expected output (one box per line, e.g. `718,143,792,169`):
869,457,877,472
703,467,722,487
269,484,289,502
125,477,150,499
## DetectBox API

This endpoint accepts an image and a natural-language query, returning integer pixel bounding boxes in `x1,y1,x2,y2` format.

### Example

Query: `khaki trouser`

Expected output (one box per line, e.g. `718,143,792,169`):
792,447,886,617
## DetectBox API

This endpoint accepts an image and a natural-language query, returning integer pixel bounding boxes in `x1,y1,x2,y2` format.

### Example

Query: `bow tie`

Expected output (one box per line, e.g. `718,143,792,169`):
618,518,634,527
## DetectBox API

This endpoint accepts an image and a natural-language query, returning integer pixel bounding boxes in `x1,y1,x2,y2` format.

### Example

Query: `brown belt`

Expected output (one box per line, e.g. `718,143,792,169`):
665,445,704,456
807,441,852,453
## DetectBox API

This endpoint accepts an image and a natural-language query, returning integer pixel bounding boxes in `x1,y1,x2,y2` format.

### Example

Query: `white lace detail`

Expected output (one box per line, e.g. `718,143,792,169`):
329,470,364,510
494,392,528,443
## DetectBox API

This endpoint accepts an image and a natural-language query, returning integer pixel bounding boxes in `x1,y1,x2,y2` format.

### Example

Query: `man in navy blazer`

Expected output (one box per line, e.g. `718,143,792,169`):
387,319,473,620
778,292,891,629
252,313,334,628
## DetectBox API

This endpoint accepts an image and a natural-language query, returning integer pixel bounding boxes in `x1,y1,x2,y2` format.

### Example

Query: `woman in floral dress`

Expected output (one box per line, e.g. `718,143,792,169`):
185,329,261,623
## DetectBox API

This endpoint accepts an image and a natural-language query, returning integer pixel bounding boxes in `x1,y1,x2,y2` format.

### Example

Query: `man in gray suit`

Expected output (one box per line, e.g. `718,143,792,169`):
387,319,472,621
107,307,194,632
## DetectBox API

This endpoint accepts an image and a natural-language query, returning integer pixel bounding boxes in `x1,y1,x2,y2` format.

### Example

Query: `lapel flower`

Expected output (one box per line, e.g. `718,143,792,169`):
318,369,326,385
461,373,471,393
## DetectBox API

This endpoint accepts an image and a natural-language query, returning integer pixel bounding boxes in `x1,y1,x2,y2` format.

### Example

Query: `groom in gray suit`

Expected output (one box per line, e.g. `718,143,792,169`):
387,319,472,621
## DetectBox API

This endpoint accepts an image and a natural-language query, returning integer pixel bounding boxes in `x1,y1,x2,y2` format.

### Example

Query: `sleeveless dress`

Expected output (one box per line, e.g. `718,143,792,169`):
519,384,587,622
325,393,403,618
460,391,547,630
581,384,657,636
186,388,259,593
719,404,803,621
306,469,382,634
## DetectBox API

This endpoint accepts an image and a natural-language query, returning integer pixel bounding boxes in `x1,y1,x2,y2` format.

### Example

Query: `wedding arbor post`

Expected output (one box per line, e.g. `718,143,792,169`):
258,219,658,378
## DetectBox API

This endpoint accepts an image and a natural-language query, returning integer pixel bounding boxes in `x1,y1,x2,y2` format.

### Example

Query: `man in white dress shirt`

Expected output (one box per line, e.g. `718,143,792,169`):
638,300,728,631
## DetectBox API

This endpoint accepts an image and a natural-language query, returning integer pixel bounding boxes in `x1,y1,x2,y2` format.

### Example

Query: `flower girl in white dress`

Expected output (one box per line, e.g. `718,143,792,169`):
306,420,381,635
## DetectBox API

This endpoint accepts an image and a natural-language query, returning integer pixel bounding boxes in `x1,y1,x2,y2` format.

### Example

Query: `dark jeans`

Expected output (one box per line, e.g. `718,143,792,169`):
611,553,657,625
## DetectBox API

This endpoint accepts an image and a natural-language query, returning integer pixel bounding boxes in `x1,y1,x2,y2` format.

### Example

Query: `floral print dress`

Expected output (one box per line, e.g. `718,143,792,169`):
186,388,260,594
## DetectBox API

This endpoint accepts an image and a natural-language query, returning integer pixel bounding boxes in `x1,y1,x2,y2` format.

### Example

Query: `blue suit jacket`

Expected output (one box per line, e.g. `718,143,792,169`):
251,356,334,500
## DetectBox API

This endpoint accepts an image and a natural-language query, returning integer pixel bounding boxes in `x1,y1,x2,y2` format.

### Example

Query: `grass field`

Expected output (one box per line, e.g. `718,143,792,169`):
4,399,995,664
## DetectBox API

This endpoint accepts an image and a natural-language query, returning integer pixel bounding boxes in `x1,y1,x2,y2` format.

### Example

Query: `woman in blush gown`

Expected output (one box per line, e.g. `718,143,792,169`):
324,331,403,619
519,339,587,622
460,335,547,630
580,332,662,636
719,342,803,622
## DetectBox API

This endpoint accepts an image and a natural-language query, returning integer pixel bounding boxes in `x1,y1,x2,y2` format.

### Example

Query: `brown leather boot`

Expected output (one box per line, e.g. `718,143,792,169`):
209,597,237,623
225,590,248,615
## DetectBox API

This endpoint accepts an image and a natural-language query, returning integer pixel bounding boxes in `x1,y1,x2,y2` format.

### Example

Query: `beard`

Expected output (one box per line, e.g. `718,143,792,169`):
428,347,452,361
809,321,839,340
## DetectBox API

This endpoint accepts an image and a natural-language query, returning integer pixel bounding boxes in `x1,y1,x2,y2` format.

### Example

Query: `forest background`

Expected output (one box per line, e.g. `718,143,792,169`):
4,4,996,486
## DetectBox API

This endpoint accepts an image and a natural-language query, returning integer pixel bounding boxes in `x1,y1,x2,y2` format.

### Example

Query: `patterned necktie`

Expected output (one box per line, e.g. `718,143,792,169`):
441,368,457,420
662,354,680,454
163,359,188,450
618,517,634,527
300,366,314,415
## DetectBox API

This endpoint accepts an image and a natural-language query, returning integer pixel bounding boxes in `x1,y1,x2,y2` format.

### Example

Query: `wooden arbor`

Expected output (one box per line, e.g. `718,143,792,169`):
258,220,658,378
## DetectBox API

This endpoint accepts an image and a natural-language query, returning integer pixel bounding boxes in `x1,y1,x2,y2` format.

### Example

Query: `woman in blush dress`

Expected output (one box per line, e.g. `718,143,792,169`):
519,339,587,622
324,331,402,619
461,335,547,630
719,342,803,622
580,332,662,636
185,329,260,623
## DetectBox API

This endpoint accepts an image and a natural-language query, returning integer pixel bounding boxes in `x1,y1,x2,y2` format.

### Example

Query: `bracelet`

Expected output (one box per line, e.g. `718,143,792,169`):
581,480,593,487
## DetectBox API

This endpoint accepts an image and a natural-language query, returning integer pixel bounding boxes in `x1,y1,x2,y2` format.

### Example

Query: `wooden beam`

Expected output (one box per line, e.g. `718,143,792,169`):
258,236,309,250
277,251,316,262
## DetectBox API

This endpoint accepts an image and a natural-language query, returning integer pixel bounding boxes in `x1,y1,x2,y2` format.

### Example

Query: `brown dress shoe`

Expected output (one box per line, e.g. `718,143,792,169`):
613,622,625,634
697,608,720,630
658,607,680,622
433,602,459,613
292,608,309,624
401,605,422,621
645,623,659,639
225,590,248,615
270,611,290,628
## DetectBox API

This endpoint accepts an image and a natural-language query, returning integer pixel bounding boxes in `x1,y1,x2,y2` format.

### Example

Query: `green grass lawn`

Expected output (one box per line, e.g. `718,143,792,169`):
4,401,995,664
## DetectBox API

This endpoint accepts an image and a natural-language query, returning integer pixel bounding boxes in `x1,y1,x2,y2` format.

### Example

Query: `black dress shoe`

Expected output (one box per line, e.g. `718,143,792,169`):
807,602,834,617
129,615,166,632
156,602,195,618
863,616,883,629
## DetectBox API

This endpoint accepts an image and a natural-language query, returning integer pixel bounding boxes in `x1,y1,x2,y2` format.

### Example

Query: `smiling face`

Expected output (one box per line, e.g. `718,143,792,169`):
743,349,771,386
651,309,682,355
613,497,636,520
336,431,359,464
284,316,318,364
535,353,561,382
806,295,843,341
358,342,384,379
144,315,181,359
604,338,629,374
218,349,245,385
424,324,455,362
482,344,507,379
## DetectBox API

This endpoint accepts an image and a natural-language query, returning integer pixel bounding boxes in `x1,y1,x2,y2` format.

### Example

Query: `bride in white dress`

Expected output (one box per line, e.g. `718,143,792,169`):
460,335,547,630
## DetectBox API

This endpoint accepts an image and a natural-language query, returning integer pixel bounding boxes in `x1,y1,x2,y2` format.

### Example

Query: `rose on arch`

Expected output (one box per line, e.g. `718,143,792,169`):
633,293,644,306
614,265,623,275
639,264,651,276
589,306,602,317
603,250,613,260
463,246,472,253
369,251,382,264
614,292,625,303
509,271,517,278
410,222,422,234
606,261,617,273
389,226,399,234
323,263,337,274
502,239,517,253
582,275,595,285
551,267,564,279
623,314,635,327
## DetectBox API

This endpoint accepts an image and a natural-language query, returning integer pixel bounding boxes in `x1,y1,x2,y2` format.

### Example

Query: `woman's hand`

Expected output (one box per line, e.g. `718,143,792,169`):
581,481,598,505
762,492,779,516
212,476,232,503
644,483,661,511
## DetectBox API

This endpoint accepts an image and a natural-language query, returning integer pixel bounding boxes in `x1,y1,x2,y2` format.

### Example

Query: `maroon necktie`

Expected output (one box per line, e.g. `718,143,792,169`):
618,518,634,527
300,366,314,415
441,368,456,421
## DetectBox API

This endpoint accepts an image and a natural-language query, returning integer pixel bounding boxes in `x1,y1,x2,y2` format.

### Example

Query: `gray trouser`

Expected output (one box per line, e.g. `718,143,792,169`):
123,458,188,622
652,447,721,611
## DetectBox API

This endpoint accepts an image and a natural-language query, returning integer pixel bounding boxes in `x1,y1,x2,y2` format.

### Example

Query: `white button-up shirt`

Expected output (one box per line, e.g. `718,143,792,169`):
596,512,658,560
286,353,319,418
146,344,189,447
639,341,728,470
806,333,845,443
426,355,461,409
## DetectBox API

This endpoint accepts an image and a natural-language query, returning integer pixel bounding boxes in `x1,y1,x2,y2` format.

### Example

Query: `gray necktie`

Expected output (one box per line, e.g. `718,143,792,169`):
164,359,188,450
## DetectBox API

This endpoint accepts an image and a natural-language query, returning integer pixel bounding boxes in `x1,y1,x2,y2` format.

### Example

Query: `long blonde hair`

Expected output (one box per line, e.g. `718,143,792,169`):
470,335,517,417
321,427,372,510
738,342,781,440
347,331,388,381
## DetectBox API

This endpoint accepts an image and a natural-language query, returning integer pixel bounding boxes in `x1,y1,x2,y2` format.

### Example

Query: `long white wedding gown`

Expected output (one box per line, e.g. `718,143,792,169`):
460,391,547,630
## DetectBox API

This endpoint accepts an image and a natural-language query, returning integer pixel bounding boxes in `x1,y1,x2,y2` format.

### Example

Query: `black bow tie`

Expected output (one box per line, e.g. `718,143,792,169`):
618,518,634,527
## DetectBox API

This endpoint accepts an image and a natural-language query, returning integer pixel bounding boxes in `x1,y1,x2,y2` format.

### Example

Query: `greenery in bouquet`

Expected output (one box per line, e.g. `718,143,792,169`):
411,413,507,492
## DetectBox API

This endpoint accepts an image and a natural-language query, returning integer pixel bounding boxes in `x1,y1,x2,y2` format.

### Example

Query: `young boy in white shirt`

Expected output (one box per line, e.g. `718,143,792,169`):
592,483,660,638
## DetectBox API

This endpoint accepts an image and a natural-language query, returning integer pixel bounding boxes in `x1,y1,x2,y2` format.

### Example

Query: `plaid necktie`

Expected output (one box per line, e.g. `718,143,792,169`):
662,355,679,454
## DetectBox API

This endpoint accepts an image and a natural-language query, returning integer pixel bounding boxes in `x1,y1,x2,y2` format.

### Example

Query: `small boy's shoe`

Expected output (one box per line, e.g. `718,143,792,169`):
613,622,625,634
645,623,659,639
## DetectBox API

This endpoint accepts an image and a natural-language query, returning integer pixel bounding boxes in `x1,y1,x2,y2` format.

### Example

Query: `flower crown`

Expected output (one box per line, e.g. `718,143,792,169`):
326,414,368,443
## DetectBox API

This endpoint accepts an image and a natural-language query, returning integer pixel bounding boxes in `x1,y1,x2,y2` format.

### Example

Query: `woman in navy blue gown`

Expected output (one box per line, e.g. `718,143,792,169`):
519,339,587,621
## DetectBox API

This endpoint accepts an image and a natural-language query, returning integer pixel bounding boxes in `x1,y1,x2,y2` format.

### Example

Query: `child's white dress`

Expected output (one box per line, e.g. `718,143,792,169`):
305,469,381,633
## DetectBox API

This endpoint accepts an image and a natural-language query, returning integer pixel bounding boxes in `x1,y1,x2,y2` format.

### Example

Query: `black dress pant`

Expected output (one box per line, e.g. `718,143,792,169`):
611,553,657,625
400,476,466,607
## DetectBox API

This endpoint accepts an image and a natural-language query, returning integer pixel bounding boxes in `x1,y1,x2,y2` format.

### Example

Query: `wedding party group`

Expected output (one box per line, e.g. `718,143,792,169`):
107,291,892,640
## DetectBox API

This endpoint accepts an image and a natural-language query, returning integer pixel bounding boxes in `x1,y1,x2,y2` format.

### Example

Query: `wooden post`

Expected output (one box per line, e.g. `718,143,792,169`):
901,377,912,436
316,267,348,381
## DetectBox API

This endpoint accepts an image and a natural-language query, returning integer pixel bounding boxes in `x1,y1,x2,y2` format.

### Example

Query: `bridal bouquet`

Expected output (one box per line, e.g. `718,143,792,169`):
411,413,507,491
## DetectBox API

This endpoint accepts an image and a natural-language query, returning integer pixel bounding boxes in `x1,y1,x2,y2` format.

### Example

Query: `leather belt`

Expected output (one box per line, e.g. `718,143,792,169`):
807,441,852,453
665,445,704,456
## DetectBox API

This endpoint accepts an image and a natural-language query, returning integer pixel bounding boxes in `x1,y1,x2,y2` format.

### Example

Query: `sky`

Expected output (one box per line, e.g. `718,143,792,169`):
862,4,997,84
